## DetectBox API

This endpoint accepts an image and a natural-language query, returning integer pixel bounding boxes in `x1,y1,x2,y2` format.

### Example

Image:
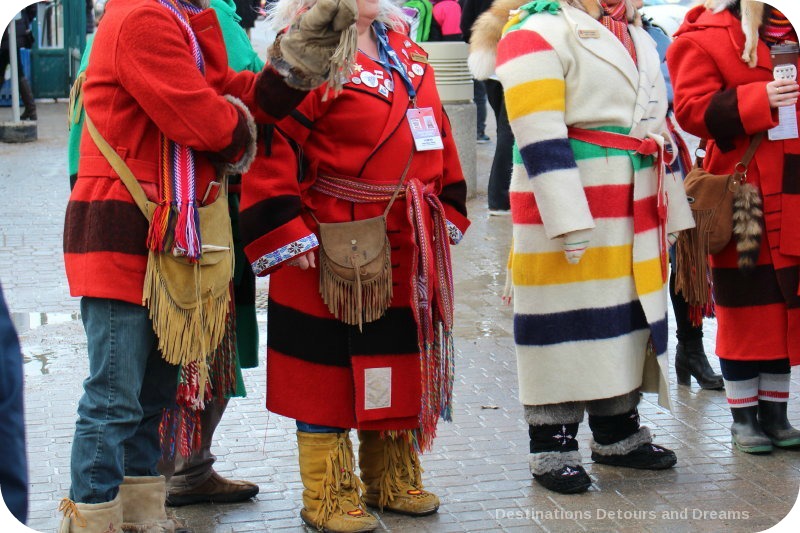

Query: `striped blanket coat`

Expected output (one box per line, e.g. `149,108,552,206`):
488,1,694,408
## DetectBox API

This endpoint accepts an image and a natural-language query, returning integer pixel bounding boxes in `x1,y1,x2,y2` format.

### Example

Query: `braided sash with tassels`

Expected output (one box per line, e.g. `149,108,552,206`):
150,0,205,260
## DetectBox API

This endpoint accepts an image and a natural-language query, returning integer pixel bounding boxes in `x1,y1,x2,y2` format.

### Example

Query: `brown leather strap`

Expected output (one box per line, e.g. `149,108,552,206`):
85,115,153,220
695,132,765,172
382,152,414,218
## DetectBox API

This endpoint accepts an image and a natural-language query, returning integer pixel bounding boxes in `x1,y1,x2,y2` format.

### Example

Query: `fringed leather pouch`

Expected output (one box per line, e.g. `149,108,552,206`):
314,155,413,330
86,116,233,365
675,133,764,314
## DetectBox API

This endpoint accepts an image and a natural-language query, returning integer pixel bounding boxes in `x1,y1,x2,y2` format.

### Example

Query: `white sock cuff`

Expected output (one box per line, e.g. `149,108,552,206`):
724,377,759,407
758,373,790,402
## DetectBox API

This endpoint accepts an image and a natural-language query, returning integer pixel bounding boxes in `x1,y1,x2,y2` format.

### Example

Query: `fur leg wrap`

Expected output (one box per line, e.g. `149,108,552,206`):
590,426,652,456
524,402,585,426
586,390,641,416
528,450,583,476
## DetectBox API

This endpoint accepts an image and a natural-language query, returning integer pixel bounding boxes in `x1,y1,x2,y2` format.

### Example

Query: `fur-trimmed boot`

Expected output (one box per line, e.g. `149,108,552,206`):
297,431,377,533
590,411,676,469
58,494,122,533
758,400,800,448
118,476,191,532
358,431,439,516
528,423,591,494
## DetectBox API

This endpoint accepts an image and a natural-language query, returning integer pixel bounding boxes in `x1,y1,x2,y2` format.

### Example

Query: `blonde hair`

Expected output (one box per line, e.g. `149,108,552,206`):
267,0,407,33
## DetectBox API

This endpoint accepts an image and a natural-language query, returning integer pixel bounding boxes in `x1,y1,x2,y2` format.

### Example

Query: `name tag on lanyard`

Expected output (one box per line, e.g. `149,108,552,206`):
406,107,443,151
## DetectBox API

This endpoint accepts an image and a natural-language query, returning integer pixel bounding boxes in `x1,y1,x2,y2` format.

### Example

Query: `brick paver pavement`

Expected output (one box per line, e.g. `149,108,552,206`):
2,101,799,533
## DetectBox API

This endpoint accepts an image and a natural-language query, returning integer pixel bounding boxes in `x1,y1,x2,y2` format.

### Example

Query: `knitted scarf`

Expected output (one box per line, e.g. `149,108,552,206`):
761,9,797,46
600,1,637,64
148,0,205,262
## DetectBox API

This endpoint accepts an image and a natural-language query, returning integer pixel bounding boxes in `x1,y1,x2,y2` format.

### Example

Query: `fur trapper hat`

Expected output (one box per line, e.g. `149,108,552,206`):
468,0,640,80
704,0,765,67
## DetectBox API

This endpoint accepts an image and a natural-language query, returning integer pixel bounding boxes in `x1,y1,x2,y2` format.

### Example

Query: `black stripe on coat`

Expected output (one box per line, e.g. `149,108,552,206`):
704,88,745,153
712,264,786,307
350,307,419,355
514,301,650,347
783,154,800,195
776,266,800,310
239,195,302,246
268,300,350,366
64,200,148,255
267,301,419,366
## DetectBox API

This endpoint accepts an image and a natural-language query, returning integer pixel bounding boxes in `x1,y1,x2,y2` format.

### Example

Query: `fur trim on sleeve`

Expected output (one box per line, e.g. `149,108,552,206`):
221,95,258,176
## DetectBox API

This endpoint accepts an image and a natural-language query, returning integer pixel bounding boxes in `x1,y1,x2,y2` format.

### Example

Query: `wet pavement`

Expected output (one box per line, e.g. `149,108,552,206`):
2,95,800,533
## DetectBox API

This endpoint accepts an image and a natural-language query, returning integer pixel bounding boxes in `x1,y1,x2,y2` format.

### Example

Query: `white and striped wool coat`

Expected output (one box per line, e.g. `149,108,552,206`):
492,1,694,408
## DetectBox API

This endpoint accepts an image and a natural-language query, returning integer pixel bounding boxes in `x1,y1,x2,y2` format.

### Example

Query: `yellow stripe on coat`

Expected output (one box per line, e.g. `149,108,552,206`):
505,78,565,120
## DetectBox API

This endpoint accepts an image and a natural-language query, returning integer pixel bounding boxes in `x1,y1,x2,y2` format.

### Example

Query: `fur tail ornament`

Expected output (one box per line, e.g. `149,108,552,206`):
732,182,762,271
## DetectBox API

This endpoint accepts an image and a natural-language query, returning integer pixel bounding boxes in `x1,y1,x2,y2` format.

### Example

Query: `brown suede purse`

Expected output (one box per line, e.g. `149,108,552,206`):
313,156,413,330
675,133,764,309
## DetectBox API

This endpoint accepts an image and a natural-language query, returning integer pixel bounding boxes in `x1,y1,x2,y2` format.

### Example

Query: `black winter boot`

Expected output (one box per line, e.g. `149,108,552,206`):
758,400,800,448
589,411,676,470
675,339,724,390
18,77,36,121
731,406,773,454
528,423,591,494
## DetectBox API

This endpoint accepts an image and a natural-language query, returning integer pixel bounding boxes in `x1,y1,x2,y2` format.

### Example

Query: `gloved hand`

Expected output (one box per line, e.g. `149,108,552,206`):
561,228,593,265
270,0,358,89
667,232,679,247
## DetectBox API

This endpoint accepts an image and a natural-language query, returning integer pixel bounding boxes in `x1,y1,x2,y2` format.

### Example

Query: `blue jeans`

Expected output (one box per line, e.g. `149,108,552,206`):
0,284,28,523
70,297,179,503
296,421,345,433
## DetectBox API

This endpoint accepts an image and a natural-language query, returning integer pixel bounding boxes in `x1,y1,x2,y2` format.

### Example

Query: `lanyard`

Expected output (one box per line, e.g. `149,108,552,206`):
373,22,416,101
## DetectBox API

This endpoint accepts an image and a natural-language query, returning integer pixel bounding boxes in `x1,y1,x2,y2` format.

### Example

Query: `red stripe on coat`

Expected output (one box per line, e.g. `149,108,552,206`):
496,30,553,69
266,350,423,430
351,354,422,423
267,350,358,428
632,195,659,233
511,185,633,224
714,302,789,360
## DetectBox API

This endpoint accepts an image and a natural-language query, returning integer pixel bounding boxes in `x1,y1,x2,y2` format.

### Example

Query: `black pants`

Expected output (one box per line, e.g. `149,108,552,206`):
485,79,514,211
669,261,702,343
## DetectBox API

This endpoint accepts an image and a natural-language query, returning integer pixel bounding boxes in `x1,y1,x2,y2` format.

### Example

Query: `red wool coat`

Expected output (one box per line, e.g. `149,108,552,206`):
64,0,306,305
667,6,800,364
241,29,470,430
